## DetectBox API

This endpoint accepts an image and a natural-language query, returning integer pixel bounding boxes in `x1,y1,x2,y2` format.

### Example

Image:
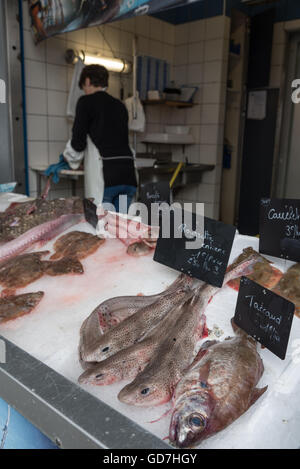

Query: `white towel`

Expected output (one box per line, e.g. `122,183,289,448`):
66,58,85,120
125,94,146,133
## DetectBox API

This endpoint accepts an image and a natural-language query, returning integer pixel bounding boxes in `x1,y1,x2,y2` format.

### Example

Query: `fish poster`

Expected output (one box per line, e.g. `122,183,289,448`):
28,0,194,43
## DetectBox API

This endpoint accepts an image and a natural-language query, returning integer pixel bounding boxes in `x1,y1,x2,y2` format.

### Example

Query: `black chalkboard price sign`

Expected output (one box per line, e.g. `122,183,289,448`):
234,276,295,360
153,208,236,288
259,198,300,261
139,182,171,226
83,198,98,229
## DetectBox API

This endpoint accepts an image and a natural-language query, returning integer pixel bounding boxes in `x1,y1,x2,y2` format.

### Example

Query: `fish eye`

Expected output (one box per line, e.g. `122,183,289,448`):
102,347,109,352
189,414,206,429
141,387,150,395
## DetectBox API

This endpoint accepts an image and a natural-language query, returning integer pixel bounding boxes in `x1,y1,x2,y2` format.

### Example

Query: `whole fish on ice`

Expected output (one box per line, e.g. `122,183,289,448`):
78,291,196,385
0,198,85,263
79,281,192,363
272,263,300,318
227,247,282,291
50,231,105,260
118,254,260,407
0,251,83,295
79,274,193,362
169,319,268,448
0,197,84,241
0,292,44,322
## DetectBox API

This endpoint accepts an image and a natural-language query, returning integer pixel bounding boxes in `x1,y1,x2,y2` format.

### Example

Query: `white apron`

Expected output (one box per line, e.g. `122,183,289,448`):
63,137,104,205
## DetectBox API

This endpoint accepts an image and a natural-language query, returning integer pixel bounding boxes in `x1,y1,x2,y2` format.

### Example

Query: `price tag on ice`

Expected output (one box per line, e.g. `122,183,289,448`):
259,198,300,262
83,198,98,229
153,208,236,288
234,277,295,360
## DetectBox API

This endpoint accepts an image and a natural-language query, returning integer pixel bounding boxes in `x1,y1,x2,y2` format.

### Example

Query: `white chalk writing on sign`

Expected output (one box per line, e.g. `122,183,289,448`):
267,205,300,239
246,294,281,343
180,225,227,275
146,191,160,201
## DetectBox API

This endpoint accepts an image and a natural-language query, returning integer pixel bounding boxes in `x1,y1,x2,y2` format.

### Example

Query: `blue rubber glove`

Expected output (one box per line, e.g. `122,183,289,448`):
44,154,71,184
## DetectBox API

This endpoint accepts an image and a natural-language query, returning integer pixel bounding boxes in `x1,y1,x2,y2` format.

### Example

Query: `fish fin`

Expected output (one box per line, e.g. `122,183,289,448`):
249,386,268,407
148,407,172,424
1,288,17,298
191,341,217,366
231,317,248,337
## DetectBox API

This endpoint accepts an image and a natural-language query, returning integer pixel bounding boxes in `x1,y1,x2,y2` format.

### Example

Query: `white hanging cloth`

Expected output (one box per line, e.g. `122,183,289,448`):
66,58,85,120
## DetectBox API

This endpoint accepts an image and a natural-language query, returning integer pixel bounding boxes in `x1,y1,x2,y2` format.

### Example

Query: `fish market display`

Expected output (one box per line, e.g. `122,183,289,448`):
78,291,196,386
118,254,259,407
98,209,159,257
42,257,84,276
0,252,49,292
80,286,191,363
272,263,300,318
0,291,44,323
0,252,84,295
227,247,282,291
50,231,105,260
0,198,84,263
0,197,84,242
79,274,194,362
169,319,268,448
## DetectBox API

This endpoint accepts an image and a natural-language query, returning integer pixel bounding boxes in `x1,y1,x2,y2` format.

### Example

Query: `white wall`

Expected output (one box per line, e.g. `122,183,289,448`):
171,16,230,220
22,3,230,219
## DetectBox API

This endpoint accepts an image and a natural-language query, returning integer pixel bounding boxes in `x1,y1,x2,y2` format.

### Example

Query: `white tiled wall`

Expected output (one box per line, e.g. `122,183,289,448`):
171,16,230,220
22,3,175,200
22,3,229,218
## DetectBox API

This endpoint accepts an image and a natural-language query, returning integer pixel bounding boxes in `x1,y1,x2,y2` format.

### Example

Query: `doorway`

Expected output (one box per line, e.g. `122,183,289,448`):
276,32,300,199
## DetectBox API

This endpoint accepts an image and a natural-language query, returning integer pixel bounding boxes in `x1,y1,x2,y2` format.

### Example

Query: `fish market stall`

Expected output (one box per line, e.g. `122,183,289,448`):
0,194,300,449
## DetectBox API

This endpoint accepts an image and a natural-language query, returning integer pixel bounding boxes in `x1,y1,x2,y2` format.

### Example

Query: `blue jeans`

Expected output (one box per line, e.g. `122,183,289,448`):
102,185,137,213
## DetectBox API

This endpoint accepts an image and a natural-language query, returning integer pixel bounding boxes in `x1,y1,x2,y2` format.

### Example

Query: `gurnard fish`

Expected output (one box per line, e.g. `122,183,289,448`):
50,231,105,260
0,292,44,323
272,263,300,318
79,275,193,363
0,213,84,264
226,247,282,291
79,274,194,363
78,291,196,385
169,319,268,448
118,254,260,407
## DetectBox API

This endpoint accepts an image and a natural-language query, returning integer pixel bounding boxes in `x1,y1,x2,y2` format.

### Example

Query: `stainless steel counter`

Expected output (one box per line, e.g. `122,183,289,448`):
0,335,169,449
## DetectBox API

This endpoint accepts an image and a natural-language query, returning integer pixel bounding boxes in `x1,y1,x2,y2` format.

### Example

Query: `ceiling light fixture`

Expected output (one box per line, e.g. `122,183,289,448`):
65,49,131,74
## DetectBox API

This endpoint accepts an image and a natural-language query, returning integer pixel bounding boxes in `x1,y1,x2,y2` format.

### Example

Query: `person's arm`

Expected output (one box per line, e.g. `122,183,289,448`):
71,96,89,152
63,96,89,169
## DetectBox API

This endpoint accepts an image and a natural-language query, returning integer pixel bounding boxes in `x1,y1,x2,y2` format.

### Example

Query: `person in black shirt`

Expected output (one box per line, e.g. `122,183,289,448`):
63,64,137,212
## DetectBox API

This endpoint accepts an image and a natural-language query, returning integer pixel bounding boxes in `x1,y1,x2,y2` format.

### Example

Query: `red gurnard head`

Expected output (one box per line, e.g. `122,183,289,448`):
169,393,214,448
